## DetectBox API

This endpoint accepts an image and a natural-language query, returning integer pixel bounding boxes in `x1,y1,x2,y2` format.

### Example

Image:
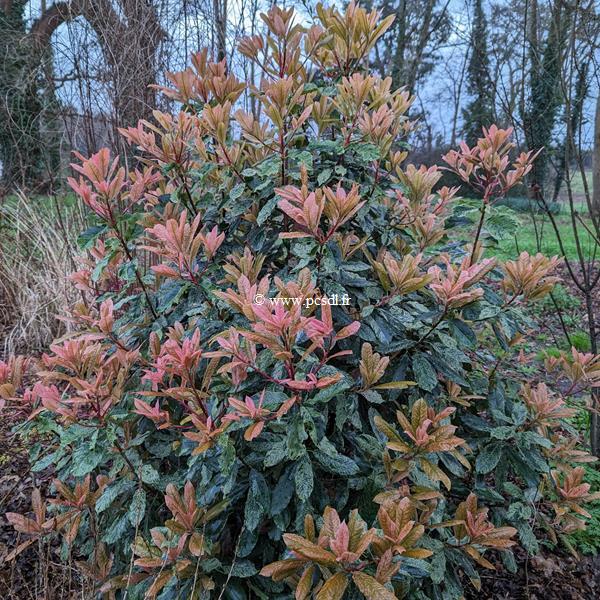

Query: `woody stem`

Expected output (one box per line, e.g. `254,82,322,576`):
469,202,487,267
108,208,159,321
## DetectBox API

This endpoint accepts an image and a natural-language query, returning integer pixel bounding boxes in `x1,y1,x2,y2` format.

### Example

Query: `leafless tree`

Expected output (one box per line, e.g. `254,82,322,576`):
532,0,600,455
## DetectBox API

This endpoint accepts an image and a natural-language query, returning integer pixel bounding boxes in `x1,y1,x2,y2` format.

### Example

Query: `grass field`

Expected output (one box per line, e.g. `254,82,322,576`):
492,212,598,261
461,195,598,262
566,168,593,197
485,167,597,261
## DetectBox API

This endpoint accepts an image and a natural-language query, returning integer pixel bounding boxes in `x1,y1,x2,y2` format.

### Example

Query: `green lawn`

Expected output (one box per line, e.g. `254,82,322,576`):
490,213,598,261
566,169,593,197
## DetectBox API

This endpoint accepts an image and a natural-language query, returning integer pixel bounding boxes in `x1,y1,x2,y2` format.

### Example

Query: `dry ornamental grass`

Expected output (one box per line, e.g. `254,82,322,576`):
0,192,86,357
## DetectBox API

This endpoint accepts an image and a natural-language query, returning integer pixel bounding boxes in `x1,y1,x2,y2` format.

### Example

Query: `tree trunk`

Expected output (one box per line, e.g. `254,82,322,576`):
391,0,407,88
591,93,600,456
213,0,227,61
31,1,164,130
0,0,60,190
524,0,570,195
593,92,600,218
552,62,589,202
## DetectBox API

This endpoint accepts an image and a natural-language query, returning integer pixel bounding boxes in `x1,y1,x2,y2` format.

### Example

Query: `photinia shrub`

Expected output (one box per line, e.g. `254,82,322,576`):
3,3,600,599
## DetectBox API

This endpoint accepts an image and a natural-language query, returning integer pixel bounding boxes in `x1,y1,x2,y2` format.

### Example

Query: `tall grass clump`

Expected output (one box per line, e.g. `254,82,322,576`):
0,193,86,356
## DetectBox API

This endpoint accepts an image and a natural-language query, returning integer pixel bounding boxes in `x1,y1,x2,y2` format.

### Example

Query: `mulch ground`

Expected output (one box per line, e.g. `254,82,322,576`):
466,548,600,599
0,411,79,598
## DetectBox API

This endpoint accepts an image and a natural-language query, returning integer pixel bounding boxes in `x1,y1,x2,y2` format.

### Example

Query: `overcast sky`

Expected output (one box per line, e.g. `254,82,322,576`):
22,0,599,149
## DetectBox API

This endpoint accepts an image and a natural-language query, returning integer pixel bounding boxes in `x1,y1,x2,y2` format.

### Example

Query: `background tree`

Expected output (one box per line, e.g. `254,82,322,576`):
594,91,600,218
0,0,60,190
531,0,600,455
462,0,494,146
367,0,452,95
523,0,571,196
31,0,166,136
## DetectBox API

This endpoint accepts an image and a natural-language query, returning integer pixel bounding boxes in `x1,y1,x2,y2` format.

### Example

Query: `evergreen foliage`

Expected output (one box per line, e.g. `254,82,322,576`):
523,1,571,194
2,4,599,600
462,0,494,147
0,0,60,189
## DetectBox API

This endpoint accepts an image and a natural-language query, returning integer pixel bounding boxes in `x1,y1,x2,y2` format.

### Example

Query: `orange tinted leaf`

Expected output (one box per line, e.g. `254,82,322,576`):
411,398,428,429
0,383,15,399
477,537,516,549
64,512,82,545
469,576,482,591
315,572,349,600
464,545,495,570
373,416,402,442
450,449,471,469
6,513,40,534
146,570,173,598
404,548,433,559
336,321,360,340
387,441,412,453
134,557,165,569
283,534,338,566
304,514,316,542
189,532,206,557
31,488,45,524
95,542,113,579
244,420,265,441
420,459,451,490
296,564,315,600
260,558,305,581
429,519,464,529
395,410,413,434
280,231,311,239
320,506,342,541
488,526,518,539
4,538,35,562
352,572,398,600
374,380,416,390
202,499,229,524
99,572,150,593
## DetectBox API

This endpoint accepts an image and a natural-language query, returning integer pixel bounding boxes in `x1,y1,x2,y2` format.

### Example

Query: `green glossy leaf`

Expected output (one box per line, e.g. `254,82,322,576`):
294,457,314,502
128,488,146,526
